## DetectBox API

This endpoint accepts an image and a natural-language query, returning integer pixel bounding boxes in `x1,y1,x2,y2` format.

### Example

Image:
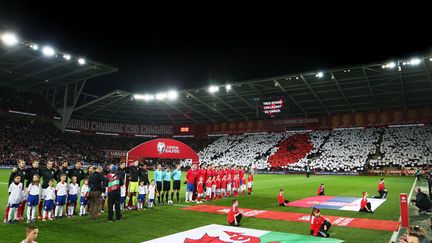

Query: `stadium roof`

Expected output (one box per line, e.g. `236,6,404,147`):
72,55,432,124
0,31,117,91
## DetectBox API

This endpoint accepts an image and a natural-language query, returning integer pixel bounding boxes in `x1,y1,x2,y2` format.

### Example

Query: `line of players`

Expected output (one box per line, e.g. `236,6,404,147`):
6,160,160,224
185,164,254,204
5,160,256,224
128,163,255,208
7,172,91,223
5,160,88,224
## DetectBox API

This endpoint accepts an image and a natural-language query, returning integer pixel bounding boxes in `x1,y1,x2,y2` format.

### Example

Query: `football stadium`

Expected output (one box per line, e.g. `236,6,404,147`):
1,9,432,243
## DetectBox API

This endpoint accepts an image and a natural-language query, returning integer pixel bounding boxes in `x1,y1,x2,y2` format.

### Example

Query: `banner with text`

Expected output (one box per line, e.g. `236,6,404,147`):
67,119,173,135
103,150,128,158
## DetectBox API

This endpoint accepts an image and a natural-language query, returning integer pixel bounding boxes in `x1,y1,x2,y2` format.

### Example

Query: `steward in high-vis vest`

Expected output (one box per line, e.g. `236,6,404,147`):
105,165,124,221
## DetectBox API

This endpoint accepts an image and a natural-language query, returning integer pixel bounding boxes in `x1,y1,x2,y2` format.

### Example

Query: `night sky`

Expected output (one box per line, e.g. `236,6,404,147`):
1,2,431,96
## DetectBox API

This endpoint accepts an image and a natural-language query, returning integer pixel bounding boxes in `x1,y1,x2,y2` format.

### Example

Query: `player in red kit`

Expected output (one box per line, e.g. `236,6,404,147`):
241,177,246,196
247,172,254,195
185,164,197,203
211,176,217,199
233,175,240,196
196,177,204,204
222,166,228,179
230,166,235,180
233,166,239,179
215,175,221,199
205,176,212,201
239,167,244,185
359,192,373,213
221,175,227,198
195,165,202,182
212,167,218,180
205,165,212,182
196,165,205,194
200,166,206,181
226,174,232,197
317,183,325,196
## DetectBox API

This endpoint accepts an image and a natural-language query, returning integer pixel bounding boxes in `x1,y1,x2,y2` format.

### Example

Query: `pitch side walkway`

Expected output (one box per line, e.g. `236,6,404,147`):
183,204,399,232
394,177,432,241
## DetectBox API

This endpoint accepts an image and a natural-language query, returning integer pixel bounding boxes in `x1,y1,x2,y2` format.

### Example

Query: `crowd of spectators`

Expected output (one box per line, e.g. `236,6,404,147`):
299,128,382,172
2,110,432,172
0,114,210,166
370,125,432,168
267,133,313,168
198,133,283,169
0,86,57,116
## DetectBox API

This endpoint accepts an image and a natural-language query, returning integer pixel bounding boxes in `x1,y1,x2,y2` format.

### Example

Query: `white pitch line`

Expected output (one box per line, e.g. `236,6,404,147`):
171,204,190,207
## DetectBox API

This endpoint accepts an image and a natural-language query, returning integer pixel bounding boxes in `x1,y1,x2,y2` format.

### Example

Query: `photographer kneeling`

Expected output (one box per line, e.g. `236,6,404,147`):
411,188,431,214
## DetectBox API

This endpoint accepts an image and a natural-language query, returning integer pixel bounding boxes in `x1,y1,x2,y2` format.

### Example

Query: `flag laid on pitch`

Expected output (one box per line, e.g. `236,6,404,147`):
287,196,386,211
144,224,343,243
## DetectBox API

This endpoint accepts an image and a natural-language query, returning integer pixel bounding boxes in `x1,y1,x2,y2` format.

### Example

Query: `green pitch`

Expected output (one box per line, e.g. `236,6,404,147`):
0,169,414,243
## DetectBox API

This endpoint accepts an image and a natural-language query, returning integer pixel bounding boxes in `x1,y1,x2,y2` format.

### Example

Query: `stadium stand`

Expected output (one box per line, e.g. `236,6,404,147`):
198,133,283,169
200,127,428,172
0,113,212,166
267,133,313,168
306,128,381,172
0,86,58,116
2,110,432,172
369,125,432,168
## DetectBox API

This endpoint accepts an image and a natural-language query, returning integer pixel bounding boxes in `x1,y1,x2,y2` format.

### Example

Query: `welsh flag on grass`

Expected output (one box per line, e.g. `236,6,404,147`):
144,224,343,243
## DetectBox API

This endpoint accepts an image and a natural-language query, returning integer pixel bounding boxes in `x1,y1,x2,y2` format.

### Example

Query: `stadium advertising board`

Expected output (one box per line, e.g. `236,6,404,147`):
315,171,359,176
257,171,290,175
66,119,173,135
0,166,14,169
127,138,199,165
103,150,127,158
272,117,319,126
369,169,424,176
258,171,360,176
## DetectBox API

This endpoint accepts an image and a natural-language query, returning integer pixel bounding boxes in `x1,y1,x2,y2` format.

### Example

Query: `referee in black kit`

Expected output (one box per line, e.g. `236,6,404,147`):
162,166,171,204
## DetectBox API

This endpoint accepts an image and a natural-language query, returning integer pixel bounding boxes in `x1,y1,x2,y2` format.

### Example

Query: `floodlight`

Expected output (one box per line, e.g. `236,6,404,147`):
42,46,55,57
382,62,396,69
134,94,154,101
409,58,421,65
167,90,178,100
156,93,167,100
1,32,19,46
144,94,154,101
208,85,219,93
133,94,145,100
63,54,71,60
